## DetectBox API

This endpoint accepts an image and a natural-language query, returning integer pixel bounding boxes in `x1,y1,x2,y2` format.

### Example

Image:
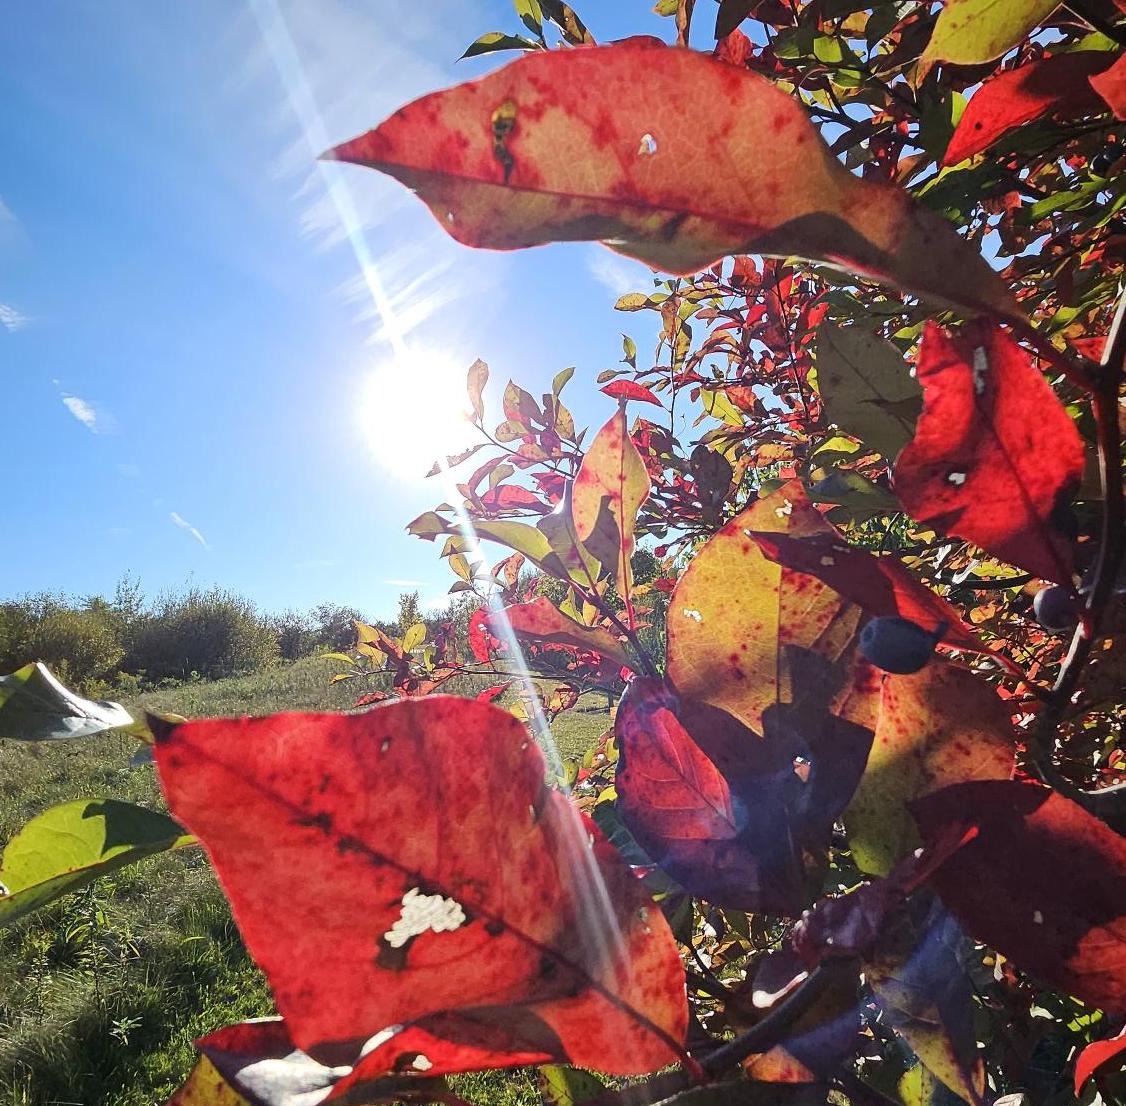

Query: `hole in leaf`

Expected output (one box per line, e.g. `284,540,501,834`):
637,133,658,156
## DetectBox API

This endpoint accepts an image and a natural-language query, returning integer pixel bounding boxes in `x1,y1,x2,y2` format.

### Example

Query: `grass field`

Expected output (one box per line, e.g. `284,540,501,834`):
0,656,609,1105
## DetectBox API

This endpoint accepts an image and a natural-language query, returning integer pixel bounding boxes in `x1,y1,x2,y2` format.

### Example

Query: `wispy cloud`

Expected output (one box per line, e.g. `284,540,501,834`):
53,378,114,434
383,577,427,588
0,303,29,332
61,394,105,432
0,197,14,223
586,246,654,300
170,511,210,550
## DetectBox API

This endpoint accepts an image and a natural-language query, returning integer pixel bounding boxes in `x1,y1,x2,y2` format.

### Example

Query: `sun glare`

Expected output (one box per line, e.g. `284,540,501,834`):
356,352,473,481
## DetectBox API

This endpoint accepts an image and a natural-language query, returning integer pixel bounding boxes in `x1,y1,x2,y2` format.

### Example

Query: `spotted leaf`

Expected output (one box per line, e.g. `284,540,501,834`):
326,44,1020,322
893,321,1084,585
154,700,688,1075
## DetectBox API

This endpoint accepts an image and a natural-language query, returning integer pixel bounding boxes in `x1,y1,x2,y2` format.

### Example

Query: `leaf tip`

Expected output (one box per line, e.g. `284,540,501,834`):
145,712,181,746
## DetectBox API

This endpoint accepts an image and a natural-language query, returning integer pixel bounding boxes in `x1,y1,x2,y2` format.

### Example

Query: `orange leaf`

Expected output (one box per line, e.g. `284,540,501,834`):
666,481,858,735
572,408,651,608
326,44,1021,322
844,662,1016,876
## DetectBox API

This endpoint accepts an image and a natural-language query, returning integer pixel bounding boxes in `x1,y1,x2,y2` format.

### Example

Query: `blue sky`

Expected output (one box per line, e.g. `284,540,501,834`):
1,1,687,620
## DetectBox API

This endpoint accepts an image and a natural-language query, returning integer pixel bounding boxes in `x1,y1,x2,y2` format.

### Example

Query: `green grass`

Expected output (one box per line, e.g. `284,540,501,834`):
0,656,609,1105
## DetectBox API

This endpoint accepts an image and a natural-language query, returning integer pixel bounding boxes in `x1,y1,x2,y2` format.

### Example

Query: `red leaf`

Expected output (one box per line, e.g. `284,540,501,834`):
174,1013,569,1105
1091,52,1126,119
468,607,502,662
326,44,1020,323
944,52,1111,166
489,597,635,673
353,690,394,708
155,700,688,1074
744,531,985,656
476,681,513,703
600,380,663,406
893,321,1084,585
912,780,1126,1014
615,677,871,916
480,484,550,514
1075,1025,1126,1093
713,29,752,68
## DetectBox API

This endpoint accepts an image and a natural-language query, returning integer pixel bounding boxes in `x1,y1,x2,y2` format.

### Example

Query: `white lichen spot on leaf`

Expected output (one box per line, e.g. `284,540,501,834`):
972,346,989,395
383,887,466,949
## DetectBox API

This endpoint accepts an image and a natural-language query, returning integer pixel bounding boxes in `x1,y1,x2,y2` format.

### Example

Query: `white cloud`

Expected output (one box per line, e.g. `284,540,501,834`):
586,246,655,300
170,511,211,550
0,197,14,223
0,303,29,332
62,394,107,433
243,0,501,347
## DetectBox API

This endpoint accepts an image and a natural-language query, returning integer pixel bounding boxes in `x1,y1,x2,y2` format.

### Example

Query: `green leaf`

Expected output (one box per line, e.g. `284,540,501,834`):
867,908,986,1106
0,662,134,742
514,0,545,38
319,652,357,666
0,799,194,928
809,470,900,519
460,31,540,59
553,366,575,394
401,622,427,653
572,409,651,604
406,511,452,540
537,1065,607,1106
922,0,1060,67
815,322,922,459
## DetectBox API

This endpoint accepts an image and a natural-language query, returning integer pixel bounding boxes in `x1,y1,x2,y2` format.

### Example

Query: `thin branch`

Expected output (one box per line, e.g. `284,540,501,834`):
1028,286,1126,807
697,962,853,1077
1063,1,1126,47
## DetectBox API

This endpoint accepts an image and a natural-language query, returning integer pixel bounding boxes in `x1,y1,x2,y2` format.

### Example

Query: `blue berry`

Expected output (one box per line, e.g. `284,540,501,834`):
859,616,939,674
1033,585,1080,634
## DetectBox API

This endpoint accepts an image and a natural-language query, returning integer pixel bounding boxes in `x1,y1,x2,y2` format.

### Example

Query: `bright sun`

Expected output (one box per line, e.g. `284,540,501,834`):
356,351,474,481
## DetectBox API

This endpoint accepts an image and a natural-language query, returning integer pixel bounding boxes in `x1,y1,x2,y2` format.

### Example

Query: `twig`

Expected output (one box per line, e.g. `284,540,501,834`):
1063,1,1126,47
1010,319,1098,392
1029,287,1126,806
697,962,852,1077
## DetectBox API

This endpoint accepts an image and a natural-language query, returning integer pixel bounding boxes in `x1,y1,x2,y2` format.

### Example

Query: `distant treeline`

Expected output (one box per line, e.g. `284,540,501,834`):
0,578,469,695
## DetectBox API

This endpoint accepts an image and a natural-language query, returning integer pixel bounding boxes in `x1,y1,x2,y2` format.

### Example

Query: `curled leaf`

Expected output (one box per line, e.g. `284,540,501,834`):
0,662,133,741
